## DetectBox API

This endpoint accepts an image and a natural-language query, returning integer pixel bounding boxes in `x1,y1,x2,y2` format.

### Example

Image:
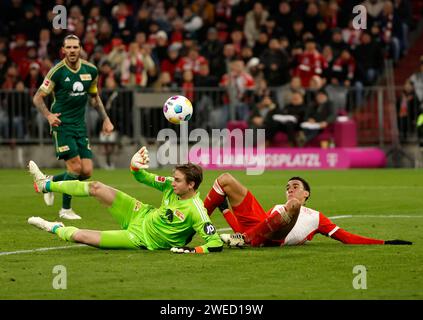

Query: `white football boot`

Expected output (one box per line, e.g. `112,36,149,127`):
59,208,81,220
28,161,54,206
220,233,246,247
28,216,64,233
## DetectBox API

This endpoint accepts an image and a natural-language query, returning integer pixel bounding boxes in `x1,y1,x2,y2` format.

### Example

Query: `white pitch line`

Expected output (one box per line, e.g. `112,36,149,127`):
0,244,86,256
1,215,422,257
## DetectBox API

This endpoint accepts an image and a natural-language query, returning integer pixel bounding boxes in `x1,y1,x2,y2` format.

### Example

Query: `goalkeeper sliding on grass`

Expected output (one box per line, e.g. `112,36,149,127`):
27,147,223,254
205,173,412,247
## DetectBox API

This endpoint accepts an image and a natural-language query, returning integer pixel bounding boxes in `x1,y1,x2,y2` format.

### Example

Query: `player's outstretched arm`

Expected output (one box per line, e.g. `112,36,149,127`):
130,147,172,192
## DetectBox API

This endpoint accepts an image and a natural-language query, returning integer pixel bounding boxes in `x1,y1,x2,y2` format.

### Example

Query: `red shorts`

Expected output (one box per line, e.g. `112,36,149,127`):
231,191,268,233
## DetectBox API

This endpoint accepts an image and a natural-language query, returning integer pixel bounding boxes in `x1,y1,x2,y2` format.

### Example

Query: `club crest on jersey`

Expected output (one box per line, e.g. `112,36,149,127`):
155,176,166,183
174,210,185,221
80,74,92,81
134,201,141,211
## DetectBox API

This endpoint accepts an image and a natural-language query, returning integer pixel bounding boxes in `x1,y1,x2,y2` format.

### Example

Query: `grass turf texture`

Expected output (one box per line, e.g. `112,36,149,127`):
0,168,422,299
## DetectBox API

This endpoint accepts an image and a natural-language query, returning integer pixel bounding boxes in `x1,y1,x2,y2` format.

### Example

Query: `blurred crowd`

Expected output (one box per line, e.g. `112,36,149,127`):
0,0,422,146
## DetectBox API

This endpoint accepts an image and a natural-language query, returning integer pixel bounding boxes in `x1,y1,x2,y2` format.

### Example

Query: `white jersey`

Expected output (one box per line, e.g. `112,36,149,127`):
268,205,339,246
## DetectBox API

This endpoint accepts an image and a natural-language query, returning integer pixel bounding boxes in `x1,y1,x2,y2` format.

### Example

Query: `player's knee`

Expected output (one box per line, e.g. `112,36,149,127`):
88,181,103,196
72,230,86,243
68,163,82,175
217,172,235,187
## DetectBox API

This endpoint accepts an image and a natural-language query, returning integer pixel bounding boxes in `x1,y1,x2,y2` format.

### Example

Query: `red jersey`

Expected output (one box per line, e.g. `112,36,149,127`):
293,50,328,87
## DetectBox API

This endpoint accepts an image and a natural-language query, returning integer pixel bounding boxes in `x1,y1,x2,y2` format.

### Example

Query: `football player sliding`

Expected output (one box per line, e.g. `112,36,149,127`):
204,173,413,247
27,147,223,254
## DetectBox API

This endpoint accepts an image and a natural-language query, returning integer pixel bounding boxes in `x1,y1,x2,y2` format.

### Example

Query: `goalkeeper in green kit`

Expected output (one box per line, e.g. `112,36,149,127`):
27,147,223,253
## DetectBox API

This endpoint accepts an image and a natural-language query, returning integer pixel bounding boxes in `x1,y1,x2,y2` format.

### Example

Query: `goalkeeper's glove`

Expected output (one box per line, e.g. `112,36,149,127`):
384,239,413,245
130,146,150,171
170,247,204,254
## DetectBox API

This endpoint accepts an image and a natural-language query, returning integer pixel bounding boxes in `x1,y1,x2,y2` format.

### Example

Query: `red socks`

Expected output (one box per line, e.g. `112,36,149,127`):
204,180,225,216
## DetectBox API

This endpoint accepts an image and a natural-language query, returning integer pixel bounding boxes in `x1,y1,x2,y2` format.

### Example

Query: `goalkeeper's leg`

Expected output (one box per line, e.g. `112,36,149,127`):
44,180,118,207
54,227,138,249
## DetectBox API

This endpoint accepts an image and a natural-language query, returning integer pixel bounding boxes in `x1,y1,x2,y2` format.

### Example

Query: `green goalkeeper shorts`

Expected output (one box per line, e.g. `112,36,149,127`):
100,190,154,250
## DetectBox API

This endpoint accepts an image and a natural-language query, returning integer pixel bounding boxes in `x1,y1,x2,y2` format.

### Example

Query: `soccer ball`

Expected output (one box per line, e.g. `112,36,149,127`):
163,95,193,124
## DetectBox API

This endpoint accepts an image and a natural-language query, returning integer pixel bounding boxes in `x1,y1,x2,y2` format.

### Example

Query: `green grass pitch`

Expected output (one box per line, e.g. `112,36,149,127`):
0,168,422,299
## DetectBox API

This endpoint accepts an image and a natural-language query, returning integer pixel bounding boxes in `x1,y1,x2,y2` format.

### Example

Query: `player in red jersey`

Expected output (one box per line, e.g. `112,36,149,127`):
204,173,412,247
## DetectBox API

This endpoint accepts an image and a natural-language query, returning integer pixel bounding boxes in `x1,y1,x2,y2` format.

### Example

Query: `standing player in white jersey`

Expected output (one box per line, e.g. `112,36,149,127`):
204,173,412,247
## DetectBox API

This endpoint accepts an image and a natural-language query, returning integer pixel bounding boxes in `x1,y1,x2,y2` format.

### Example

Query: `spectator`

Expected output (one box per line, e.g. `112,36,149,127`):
252,31,270,58
200,27,224,76
303,2,322,35
153,71,177,92
287,18,305,49
175,46,209,81
409,56,423,106
363,0,385,26
301,89,336,145
218,59,255,125
193,63,219,129
160,44,181,82
1,65,20,90
244,2,269,47
262,16,284,40
133,7,152,34
215,0,234,40
111,2,134,43
106,38,127,74
152,30,169,65
279,76,306,109
293,38,328,88
191,0,215,28
15,4,41,42
0,52,10,85
266,91,306,147
329,28,349,59
24,62,43,96
249,94,277,133
181,70,195,102
9,33,29,66
276,1,293,36
120,43,155,88
397,79,420,142
183,6,203,40
229,29,246,57
353,31,384,86
259,38,290,87
37,29,51,60
315,20,332,48
377,0,403,62
97,19,113,51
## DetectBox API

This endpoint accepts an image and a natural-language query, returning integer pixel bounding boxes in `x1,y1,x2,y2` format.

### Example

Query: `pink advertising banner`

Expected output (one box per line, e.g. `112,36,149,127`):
188,147,386,170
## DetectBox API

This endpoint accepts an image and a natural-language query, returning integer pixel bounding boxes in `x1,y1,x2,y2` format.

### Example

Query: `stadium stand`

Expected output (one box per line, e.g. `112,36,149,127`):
0,0,422,155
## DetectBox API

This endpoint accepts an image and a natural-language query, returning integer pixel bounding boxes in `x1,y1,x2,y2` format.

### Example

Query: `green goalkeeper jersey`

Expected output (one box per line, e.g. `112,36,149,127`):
131,169,223,253
39,58,98,132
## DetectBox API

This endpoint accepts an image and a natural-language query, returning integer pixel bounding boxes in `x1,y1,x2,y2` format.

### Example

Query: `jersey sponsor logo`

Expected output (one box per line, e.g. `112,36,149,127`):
80,74,92,81
165,209,173,222
155,176,166,183
70,81,86,96
174,210,185,221
203,222,216,235
58,145,70,153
